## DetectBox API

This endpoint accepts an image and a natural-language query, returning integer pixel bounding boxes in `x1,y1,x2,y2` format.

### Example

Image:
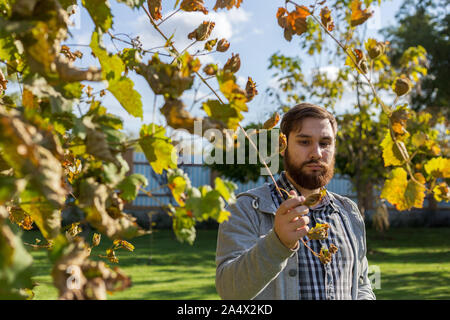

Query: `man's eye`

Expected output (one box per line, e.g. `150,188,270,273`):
298,140,309,145
320,142,331,147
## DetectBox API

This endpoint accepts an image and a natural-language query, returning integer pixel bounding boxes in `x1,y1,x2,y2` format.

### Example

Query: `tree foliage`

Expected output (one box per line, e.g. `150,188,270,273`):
382,0,450,118
0,0,449,299
0,0,248,299
206,122,284,183
269,0,449,216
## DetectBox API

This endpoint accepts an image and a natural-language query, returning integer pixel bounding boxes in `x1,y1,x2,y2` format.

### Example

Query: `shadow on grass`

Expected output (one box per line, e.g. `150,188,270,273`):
24,227,450,300
126,278,218,300
136,287,218,300
375,271,450,300
22,229,221,299
368,250,450,264
366,228,450,249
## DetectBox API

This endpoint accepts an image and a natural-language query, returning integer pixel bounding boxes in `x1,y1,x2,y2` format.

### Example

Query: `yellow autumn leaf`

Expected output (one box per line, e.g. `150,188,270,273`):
106,248,119,263
307,223,330,240
411,132,428,147
365,38,386,59
424,157,450,179
263,112,280,130
279,132,287,154
92,233,101,247
217,210,231,223
381,167,407,210
404,174,427,209
433,182,449,202
113,239,135,251
381,168,427,211
350,0,373,27
380,131,405,166
168,176,187,206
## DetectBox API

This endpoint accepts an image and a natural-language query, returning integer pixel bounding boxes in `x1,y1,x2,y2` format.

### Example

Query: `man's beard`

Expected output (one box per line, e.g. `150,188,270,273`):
283,147,335,190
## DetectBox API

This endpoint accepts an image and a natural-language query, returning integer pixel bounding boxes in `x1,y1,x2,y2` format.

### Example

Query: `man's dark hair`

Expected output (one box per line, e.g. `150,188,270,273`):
280,103,337,139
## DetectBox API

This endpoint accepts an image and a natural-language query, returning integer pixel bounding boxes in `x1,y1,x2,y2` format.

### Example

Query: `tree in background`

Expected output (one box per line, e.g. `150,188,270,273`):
267,0,448,220
1,0,449,299
206,122,284,184
380,0,450,223
382,0,450,118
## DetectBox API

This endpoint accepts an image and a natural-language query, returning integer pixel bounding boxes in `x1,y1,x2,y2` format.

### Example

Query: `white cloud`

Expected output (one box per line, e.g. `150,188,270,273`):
197,53,216,65
314,65,340,81
130,8,251,57
266,76,281,90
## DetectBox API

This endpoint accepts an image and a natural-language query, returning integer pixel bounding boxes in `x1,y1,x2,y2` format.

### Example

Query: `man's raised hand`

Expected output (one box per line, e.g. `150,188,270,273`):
274,190,310,250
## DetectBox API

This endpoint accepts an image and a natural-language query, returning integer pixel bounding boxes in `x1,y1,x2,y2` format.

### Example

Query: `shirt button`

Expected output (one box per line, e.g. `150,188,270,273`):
288,269,297,277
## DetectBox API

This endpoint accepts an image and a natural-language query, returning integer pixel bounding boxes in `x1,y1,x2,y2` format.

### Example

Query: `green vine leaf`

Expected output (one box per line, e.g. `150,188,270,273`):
0,221,34,299
214,177,237,205
139,124,178,174
117,174,148,202
82,0,113,32
202,99,243,130
90,31,143,119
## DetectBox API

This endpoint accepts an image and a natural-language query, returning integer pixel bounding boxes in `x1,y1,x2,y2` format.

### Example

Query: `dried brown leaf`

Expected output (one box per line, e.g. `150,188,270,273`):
148,0,162,20
187,21,215,41
320,6,334,31
350,0,373,27
180,0,208,14
223,53,241,73
213,0,243,11
216,38,230,52
245,77,258,102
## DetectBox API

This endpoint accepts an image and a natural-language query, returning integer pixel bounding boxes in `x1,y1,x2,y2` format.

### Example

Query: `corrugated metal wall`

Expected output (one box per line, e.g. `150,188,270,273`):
131,151,358,208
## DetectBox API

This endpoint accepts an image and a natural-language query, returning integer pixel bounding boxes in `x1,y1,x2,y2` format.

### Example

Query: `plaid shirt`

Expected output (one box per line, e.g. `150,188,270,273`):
269,171,354,300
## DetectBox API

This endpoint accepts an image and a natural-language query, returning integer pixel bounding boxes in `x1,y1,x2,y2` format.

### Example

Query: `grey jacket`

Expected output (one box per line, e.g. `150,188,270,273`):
215,183,376,300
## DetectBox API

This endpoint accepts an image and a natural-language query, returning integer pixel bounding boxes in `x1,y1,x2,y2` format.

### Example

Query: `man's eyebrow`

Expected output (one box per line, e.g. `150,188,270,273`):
295,134,333,140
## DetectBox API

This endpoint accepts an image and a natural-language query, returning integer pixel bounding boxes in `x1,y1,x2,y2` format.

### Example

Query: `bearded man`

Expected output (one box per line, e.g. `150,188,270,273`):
215,103,376,300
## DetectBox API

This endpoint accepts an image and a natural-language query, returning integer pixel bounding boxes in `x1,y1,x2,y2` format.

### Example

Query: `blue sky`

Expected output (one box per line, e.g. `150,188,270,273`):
66,0,404,137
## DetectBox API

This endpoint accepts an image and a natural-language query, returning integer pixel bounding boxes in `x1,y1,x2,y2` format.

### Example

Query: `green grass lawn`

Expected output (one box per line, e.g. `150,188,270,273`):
366,227,450,300
21,227,450,300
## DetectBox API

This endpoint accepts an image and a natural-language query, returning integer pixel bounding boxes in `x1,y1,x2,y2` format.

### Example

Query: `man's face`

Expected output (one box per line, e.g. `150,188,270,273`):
282,117,336,190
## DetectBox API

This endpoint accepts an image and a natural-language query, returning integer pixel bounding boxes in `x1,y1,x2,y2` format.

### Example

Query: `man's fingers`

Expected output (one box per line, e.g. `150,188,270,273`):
287,206,309,220
294,226,309,237
277,196,306,215
290,216,309,231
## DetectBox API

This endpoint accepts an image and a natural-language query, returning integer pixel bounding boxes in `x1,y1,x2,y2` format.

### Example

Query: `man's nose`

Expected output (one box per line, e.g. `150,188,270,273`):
310,143,323,159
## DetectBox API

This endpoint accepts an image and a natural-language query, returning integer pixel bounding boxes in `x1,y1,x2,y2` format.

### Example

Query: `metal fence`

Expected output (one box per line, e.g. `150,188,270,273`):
128,151,358,209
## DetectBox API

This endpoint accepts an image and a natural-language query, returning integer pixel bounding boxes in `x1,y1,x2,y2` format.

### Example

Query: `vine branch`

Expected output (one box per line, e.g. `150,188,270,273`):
286,0,423,188
142,3,284,198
